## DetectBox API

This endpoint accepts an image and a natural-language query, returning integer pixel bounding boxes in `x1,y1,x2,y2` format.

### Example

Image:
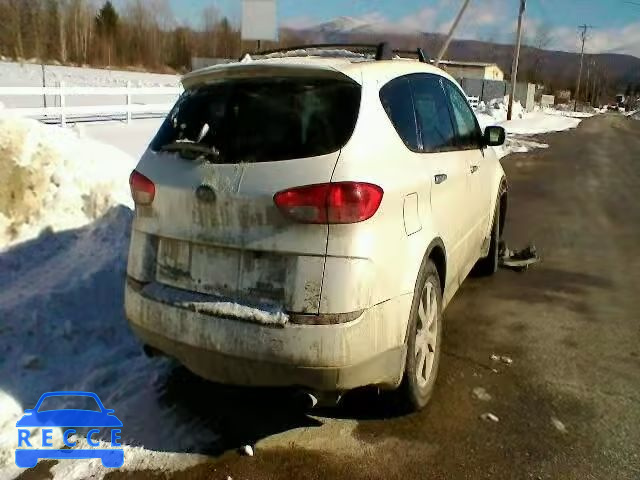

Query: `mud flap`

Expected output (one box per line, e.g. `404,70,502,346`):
499,242,539,272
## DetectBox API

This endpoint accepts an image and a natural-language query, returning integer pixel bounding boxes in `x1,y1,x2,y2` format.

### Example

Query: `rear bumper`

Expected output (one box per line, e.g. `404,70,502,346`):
125,279,411,391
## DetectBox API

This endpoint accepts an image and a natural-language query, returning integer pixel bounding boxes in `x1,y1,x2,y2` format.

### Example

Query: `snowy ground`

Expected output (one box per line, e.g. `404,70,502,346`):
0,61,180,110
0,114,222,480
0,61,179,89
0,75,597,479
474,99,589,159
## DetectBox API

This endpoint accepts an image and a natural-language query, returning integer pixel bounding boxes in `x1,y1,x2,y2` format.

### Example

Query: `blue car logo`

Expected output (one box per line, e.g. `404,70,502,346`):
15,391,124,469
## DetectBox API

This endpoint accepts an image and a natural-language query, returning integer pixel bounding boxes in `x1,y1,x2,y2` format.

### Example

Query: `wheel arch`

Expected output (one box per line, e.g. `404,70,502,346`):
403,237,446,344
425,238,447,295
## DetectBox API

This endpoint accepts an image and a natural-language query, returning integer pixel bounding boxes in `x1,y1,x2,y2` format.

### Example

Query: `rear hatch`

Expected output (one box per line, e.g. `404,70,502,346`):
131,66,361,316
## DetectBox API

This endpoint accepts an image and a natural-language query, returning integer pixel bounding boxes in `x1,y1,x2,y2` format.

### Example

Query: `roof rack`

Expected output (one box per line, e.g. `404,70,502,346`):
393,48,430,64
239,42,430,63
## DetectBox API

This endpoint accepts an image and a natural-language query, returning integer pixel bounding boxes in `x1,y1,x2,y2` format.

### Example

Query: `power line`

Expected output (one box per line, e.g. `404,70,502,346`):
574,24,595,112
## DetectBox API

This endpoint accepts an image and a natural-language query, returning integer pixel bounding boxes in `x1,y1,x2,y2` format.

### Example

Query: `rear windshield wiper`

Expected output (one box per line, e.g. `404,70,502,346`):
160,142,221,160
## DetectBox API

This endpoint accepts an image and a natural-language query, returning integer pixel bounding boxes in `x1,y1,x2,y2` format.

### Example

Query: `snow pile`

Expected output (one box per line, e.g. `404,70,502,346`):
542,108,594,119
475,98,525,130
0,117,266,479
0,113,136,248
0,204,216,479
500,111,582,136
474,100,587,159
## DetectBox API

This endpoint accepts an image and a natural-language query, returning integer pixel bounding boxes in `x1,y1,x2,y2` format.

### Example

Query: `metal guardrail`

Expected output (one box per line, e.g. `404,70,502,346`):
0,82,182,125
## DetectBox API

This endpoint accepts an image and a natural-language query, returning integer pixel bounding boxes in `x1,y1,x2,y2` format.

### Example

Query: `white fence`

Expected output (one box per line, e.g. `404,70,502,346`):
0,82,182,125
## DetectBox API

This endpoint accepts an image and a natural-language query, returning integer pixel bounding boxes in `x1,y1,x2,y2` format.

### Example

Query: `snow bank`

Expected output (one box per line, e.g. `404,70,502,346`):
0,117,249,479
475,98,525,130
474,99,588,159
0,114,136,248
0,205,215,479
500,111,582,136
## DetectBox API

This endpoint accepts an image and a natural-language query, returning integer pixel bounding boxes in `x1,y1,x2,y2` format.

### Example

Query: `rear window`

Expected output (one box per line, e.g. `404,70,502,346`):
151,77,361,163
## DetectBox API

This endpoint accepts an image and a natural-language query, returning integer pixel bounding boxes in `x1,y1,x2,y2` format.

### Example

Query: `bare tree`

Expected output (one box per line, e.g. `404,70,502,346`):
1,0,25,59
523,23,553,84
201,5,220,58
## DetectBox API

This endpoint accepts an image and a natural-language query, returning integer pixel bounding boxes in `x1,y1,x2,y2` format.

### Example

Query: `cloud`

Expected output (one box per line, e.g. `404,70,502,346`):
545,23,640,57
281,15,320,30
282,1,640,58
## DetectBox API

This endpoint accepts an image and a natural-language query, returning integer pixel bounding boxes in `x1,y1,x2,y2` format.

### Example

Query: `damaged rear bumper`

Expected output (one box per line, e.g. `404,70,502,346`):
125,278,410,392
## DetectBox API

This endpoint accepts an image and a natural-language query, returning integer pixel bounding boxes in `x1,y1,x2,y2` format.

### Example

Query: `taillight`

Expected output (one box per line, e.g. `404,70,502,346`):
129,170,155,205
273,182,383,224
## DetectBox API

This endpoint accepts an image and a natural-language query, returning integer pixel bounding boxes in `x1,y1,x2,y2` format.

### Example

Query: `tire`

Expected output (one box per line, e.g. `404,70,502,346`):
475,199,501,276
397,259,443,412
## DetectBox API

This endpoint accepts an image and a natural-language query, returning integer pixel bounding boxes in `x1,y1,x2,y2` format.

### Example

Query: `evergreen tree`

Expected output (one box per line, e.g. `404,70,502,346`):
95,1,118,40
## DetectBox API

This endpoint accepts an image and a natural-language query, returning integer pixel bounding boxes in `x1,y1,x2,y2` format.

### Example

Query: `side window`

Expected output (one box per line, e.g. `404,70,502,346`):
379,77,420,151
443,80,482,150
409,75,457,152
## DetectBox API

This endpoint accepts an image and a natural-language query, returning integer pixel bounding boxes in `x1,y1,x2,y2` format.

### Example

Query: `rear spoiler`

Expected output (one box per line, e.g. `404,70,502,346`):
182,63,361,90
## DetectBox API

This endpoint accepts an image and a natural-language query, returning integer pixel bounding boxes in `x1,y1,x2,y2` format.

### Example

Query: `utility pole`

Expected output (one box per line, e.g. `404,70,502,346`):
574,24,593,112
592,62,598,106
585,55,591,104
435,0,472,66
507,0,526,121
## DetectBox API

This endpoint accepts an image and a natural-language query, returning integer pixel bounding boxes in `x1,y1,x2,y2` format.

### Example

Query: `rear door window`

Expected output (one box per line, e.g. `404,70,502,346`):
443,80,483,150
379,77,421,151
409,75,457,153
151,77,361,163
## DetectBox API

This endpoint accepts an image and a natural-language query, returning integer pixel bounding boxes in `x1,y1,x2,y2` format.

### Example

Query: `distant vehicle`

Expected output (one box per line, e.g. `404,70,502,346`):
616,94,625,107
125,43,508,411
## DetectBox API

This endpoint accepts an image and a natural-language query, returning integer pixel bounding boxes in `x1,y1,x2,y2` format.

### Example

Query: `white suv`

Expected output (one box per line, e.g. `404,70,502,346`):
125,45,508,410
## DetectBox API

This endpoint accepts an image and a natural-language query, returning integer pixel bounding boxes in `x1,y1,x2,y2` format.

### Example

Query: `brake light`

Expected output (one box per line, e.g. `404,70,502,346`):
129,170,155,205
273,182,383,224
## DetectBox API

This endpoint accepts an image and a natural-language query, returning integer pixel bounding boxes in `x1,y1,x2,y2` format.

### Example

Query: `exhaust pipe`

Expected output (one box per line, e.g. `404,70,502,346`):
142,344,163,358
306,392,318,409
296,391,342,409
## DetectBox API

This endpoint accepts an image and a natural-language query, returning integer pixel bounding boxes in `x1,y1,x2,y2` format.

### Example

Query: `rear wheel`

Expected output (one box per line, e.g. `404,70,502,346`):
397,259,442,411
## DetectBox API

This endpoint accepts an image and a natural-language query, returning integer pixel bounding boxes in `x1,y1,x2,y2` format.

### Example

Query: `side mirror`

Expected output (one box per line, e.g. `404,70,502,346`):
483,126,506,147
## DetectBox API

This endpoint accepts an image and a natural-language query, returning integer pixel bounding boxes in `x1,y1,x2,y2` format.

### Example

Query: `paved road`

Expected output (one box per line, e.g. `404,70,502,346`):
27,114,640,480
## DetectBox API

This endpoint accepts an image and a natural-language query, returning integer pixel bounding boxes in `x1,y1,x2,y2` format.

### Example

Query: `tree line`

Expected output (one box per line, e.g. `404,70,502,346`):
0,0,290,72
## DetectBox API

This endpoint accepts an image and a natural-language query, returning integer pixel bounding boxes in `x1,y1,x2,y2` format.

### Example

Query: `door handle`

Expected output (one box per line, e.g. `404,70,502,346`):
434,174,448,185
470,165,479,174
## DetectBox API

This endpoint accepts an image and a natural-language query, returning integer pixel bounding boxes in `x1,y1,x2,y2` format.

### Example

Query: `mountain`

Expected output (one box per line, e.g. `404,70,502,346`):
314,17,374,34
281,19,640,95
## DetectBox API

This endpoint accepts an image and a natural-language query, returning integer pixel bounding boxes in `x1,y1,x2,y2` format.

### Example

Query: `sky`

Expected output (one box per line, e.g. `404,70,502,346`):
168,0,640,57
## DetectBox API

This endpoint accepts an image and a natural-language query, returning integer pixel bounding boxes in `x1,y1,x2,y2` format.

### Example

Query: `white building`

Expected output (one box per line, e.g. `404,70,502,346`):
438,60,505,81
